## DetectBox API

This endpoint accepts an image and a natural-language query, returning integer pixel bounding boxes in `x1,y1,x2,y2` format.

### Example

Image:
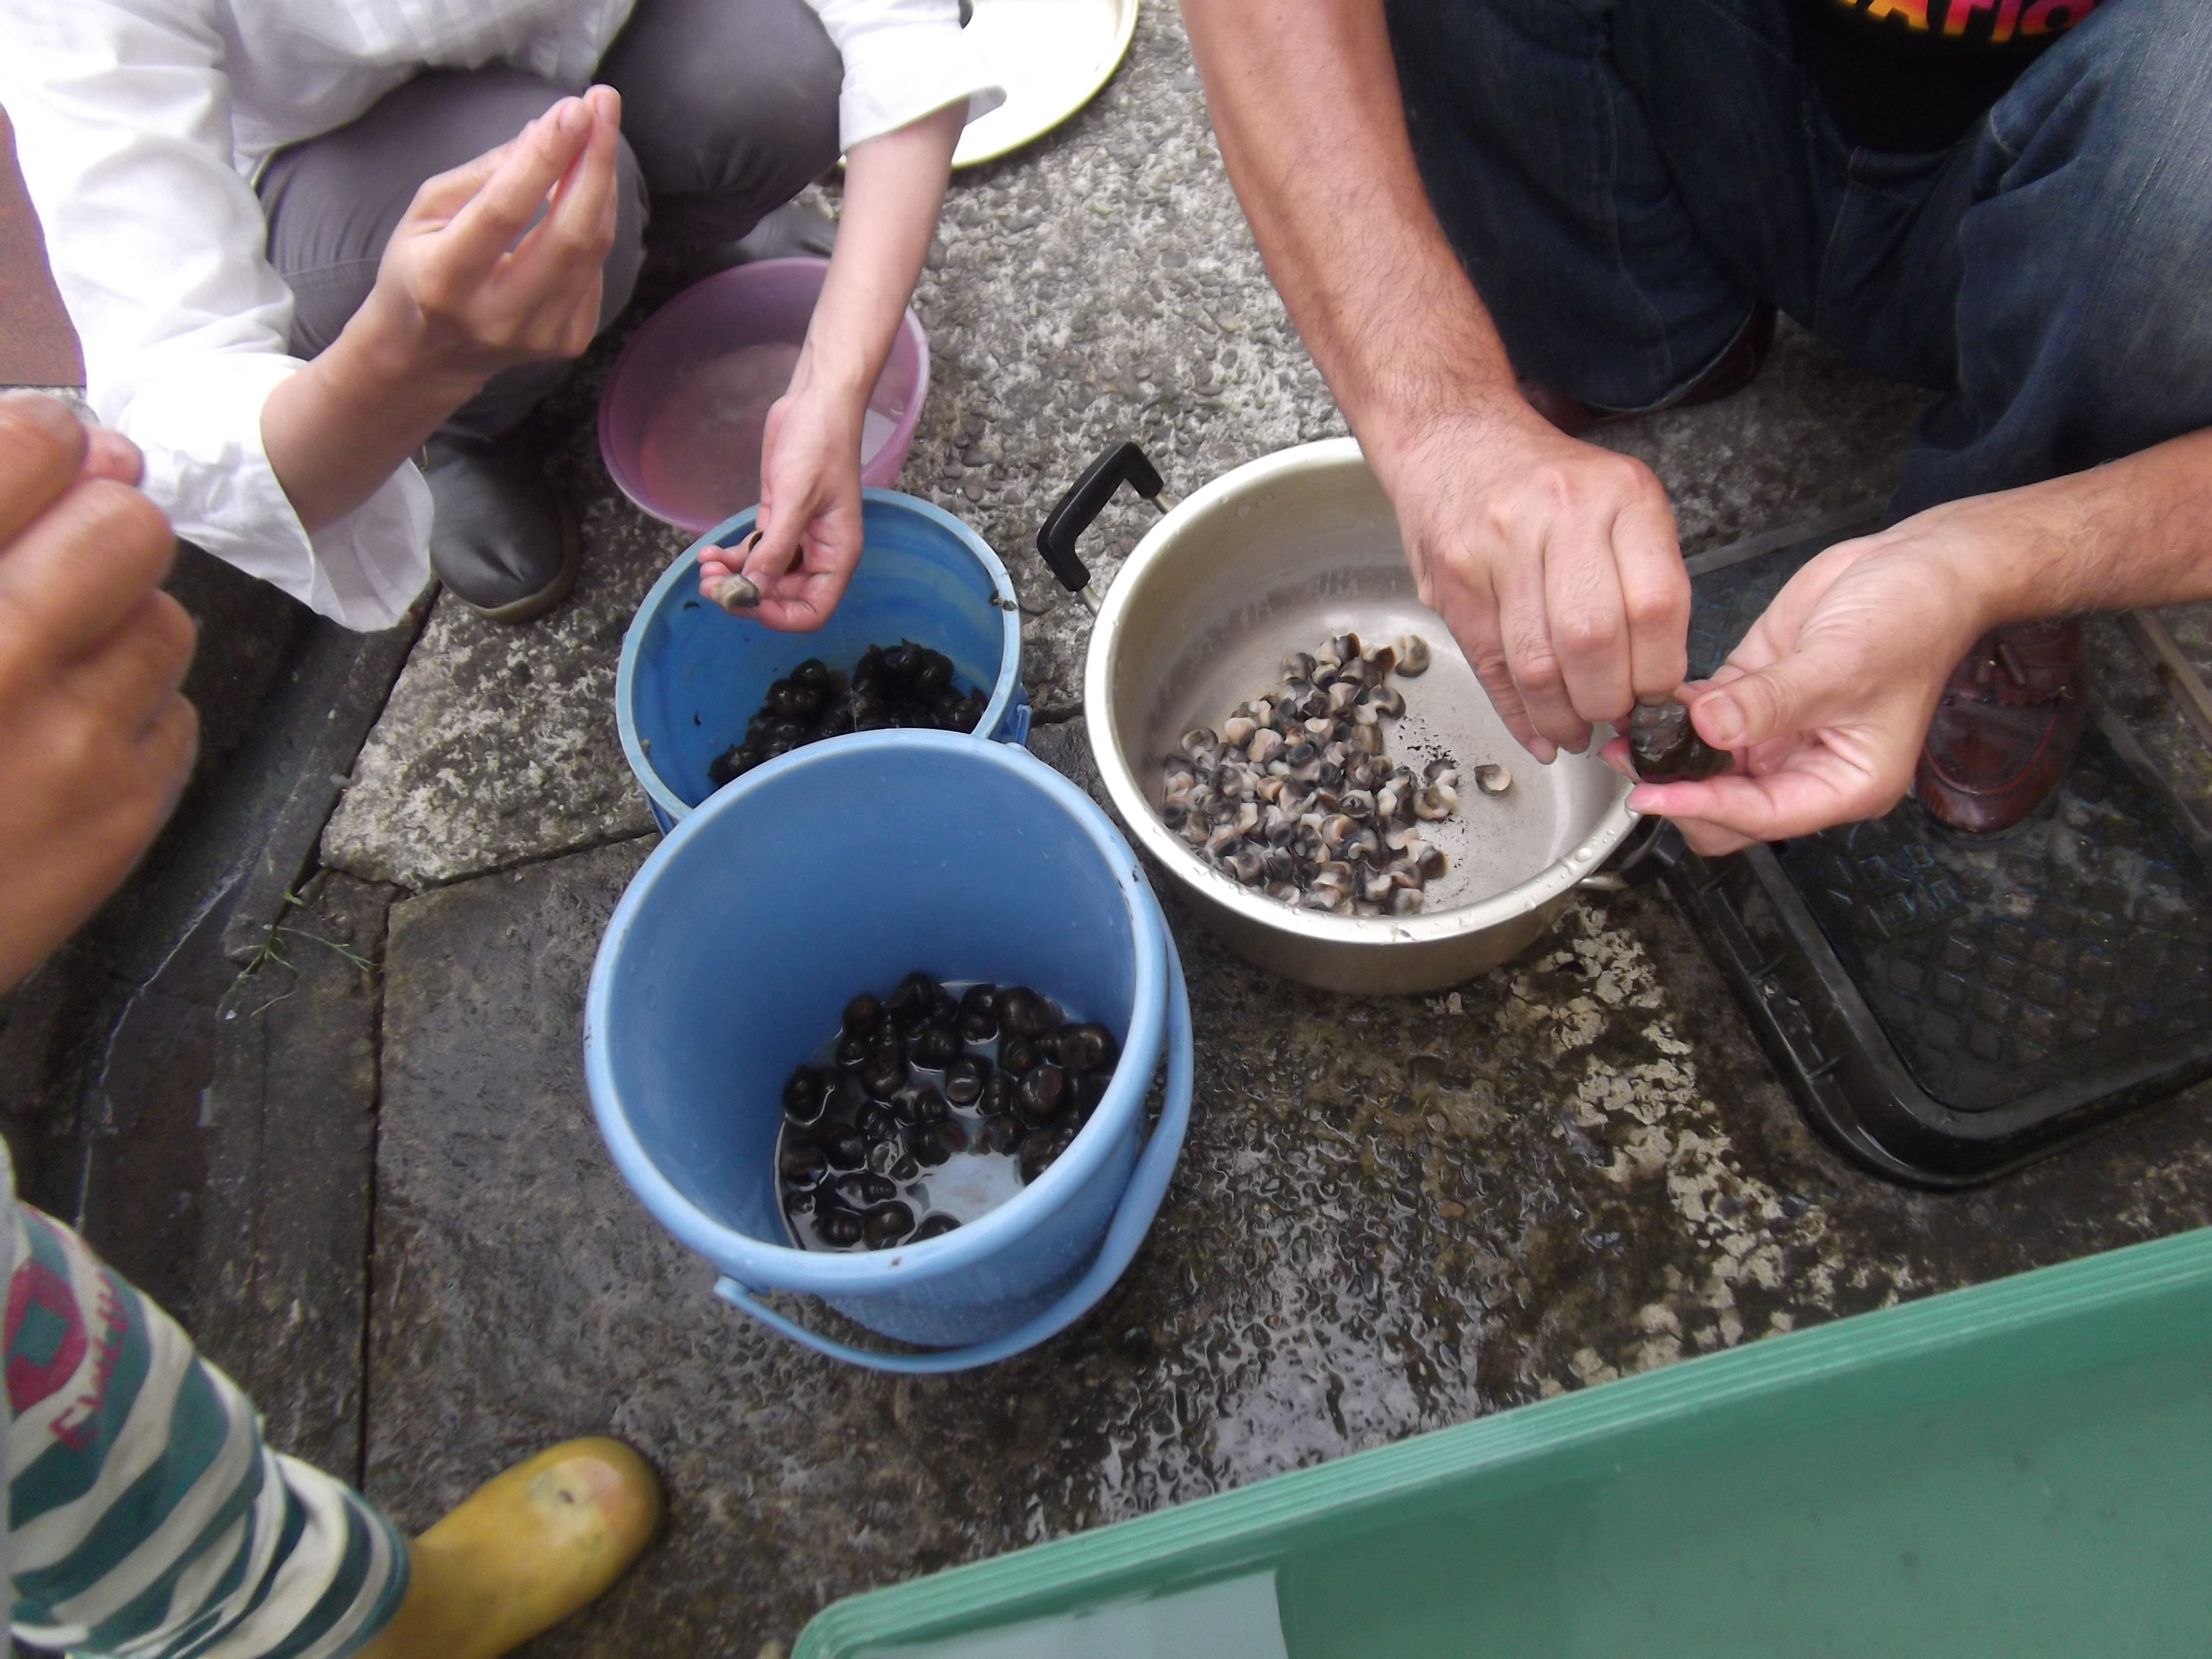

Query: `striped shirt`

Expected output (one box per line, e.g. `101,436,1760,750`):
2,1146,405,1658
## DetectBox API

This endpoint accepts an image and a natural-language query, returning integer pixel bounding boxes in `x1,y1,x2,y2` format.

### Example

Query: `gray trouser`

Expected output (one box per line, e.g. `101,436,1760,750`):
257,0,843,438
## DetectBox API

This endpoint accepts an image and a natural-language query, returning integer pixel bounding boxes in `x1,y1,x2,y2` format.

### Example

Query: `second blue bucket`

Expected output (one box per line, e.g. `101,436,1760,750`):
585,730,1193,1372
617,489,1031,829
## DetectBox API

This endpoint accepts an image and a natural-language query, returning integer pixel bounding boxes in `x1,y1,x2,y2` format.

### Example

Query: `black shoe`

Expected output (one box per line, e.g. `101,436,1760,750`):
424,433,581,624
644,202,839,291
729,200,837,262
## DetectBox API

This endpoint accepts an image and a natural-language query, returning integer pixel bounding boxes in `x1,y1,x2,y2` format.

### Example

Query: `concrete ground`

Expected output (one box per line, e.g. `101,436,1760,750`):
11,11,2212,1658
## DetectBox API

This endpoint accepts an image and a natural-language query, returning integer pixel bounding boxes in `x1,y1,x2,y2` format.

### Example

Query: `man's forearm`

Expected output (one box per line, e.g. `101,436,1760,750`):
1933,430,2212,629
1181,0,1519,457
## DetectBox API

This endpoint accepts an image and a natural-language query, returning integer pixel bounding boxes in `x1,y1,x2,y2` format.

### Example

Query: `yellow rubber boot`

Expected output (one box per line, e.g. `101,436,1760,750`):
356,1438,662,1659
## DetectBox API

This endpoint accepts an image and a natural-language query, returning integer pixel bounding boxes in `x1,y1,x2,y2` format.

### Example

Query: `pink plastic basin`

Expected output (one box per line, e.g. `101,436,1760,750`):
598,256,930,534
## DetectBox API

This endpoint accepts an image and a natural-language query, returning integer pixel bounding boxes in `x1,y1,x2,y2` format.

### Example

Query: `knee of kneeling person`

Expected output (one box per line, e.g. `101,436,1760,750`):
619,26,842,204
1992,0,2212,173
1979,2,2212,352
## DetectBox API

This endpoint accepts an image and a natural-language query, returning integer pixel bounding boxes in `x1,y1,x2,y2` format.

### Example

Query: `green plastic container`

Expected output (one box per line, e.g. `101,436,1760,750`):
798,1226,2212,1657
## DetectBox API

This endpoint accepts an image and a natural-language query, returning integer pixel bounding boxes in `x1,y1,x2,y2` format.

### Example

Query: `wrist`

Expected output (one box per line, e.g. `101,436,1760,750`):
324,305,488,422
1313,258,1527,476
1359,371,1552,501
262,309,489,534
1907,484,2082,639
783,343,873,426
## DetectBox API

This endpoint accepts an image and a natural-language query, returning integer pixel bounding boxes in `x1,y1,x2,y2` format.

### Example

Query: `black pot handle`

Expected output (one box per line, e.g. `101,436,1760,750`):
1035,441,1174,611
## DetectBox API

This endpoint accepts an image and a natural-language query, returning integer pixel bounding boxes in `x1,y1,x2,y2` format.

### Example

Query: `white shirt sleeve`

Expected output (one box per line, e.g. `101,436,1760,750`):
0,0,431,632
806,0,1007,152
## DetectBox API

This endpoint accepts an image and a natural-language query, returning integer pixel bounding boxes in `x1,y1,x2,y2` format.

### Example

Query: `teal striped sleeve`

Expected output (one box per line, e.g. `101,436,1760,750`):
4,1196,408,1659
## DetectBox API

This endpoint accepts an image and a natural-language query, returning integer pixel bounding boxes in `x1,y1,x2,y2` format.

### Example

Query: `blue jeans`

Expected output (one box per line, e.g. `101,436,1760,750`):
1385,0,2212,515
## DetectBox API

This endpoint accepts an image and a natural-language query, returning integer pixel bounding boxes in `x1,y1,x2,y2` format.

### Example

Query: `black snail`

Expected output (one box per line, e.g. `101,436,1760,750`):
1627,696,1734,783
709,643,990,788
775,972,1121,1252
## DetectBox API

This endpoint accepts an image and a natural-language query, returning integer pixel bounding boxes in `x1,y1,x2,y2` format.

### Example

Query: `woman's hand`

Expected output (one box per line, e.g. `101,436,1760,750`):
698,102,964,627
714,369,868,629
264,88,623,533
353,86,622,395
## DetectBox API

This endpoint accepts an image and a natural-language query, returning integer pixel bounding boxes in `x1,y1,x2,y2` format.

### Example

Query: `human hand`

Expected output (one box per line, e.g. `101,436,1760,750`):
696,370,866,630
0,395,198,993
1379,400,1689,763
349,86,622,400
1605,513,1999,855
695,101,964,629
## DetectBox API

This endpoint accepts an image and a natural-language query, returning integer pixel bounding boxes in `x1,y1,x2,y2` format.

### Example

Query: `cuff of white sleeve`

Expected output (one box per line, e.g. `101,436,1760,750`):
305,465,436,630
123,354,433,633
837,11,1007,151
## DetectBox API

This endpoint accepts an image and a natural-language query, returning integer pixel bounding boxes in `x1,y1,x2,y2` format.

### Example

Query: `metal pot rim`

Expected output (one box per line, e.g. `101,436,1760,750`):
1082,438,1639,951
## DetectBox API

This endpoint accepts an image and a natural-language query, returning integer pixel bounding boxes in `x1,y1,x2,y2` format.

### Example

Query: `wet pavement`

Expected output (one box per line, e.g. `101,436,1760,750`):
360,781,2212,1658
11,9,2212,1659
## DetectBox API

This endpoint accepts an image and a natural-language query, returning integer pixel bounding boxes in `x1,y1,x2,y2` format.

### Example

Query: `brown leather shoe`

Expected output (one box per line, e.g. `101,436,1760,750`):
1522,304,1778,438
1914,619,2087,835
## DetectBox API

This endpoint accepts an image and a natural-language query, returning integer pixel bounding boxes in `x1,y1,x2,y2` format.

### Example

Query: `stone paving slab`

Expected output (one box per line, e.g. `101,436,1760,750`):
43,590,423,1300
367,784,2212,1658
318,486,677,889
194,874,390,1482
324,4,1924,892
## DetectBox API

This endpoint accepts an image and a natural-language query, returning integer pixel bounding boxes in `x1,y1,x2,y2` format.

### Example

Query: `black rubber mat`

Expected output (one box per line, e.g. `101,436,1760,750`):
1660,522,2212,1186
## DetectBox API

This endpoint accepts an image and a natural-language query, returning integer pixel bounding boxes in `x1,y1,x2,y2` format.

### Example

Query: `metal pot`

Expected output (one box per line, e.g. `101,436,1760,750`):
1035,439,1644,995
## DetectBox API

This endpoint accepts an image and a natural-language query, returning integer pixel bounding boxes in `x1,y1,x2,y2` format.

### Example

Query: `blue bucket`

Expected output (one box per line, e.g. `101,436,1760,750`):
616,490,1033,830
584,729,1193,1372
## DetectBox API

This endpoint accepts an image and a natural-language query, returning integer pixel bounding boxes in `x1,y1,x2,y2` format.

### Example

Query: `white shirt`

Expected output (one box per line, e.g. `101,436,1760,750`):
0,0,999,629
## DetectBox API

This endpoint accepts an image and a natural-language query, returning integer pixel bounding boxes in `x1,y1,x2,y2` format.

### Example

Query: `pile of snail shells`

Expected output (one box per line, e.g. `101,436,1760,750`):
1159,631,1511,918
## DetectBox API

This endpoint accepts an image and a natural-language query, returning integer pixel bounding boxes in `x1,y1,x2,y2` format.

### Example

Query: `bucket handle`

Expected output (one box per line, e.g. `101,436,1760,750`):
713,936,1194,1373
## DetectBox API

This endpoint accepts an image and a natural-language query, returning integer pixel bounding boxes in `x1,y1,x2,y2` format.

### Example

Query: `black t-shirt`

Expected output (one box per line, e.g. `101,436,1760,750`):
1791,0,2105,152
